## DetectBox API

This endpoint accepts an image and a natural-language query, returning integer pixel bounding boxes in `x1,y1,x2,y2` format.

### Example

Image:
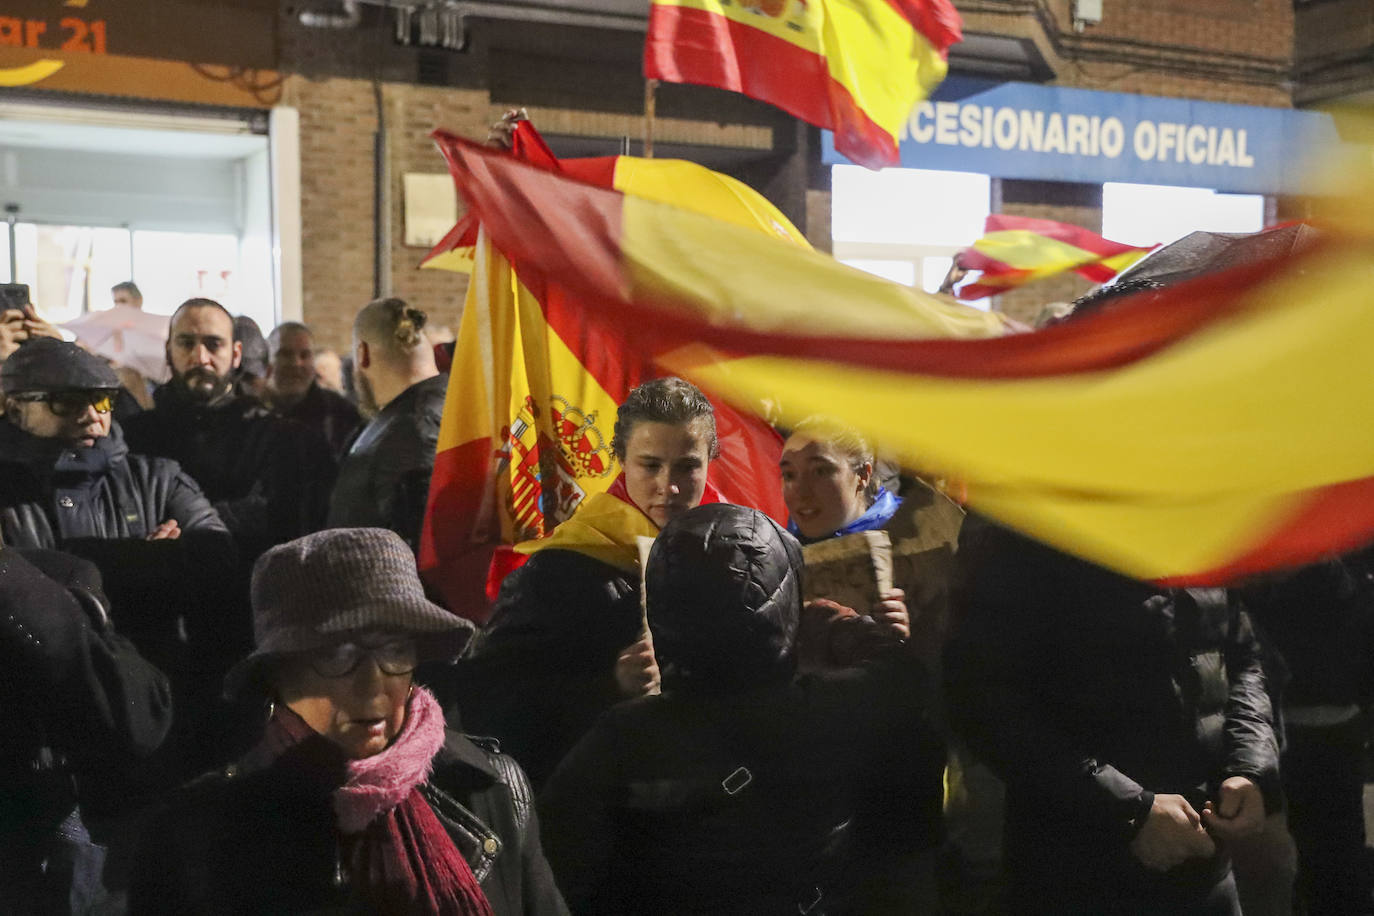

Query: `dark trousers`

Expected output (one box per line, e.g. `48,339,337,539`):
1284,716,1372,915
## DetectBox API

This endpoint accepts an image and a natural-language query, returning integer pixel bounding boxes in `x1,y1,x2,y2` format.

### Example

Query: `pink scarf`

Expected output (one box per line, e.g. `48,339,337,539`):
262,688,494,916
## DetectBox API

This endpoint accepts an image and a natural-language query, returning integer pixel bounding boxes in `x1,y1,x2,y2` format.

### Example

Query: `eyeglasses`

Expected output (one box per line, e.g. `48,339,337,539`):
306,639,418,679
11,390,116,418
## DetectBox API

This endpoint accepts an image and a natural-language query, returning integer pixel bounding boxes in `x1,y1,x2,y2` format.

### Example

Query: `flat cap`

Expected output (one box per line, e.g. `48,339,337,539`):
1,338,120,394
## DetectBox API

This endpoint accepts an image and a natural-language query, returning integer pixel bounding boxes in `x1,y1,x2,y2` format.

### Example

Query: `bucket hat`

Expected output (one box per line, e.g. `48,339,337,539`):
224,527,473,696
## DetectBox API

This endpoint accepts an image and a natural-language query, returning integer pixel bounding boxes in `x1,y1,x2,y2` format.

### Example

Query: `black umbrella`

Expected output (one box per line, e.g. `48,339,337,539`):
1117,222,1321,288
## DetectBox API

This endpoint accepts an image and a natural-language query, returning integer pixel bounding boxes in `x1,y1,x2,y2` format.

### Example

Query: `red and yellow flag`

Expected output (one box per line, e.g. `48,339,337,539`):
419,130,804,619
422,122,810,274
955,215,1158,300
644,0,962,170
434,136,1374,587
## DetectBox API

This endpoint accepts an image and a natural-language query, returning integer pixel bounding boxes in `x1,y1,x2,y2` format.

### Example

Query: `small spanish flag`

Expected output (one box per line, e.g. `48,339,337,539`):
435,136,1374,587
644,0,962,170
955,215,1158,301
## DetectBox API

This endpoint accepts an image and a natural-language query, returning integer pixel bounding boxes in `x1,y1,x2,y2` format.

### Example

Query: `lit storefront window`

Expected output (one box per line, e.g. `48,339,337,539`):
831,165,991,299
1102,183,1264,248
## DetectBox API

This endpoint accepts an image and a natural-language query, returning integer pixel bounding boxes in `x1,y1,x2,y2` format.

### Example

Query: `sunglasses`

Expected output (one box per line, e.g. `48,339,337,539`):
11,390,117,418
306,639,418,679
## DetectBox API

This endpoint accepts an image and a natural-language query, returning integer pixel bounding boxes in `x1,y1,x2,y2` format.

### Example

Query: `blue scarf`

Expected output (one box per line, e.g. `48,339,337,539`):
788,487,902,543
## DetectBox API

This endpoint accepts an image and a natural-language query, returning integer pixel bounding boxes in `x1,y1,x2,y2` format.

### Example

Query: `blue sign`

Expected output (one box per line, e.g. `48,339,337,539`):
822,78,1338,195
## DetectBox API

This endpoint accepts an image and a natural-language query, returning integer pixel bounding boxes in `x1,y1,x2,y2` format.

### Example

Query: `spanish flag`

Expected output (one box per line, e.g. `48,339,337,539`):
435,136,1374,587
955,215,1158,301
422,120,811,274
419,130,806,618
644,0,962,169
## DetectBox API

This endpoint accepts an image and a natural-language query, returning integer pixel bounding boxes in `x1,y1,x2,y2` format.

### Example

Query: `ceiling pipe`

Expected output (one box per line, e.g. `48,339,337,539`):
299,0,363,29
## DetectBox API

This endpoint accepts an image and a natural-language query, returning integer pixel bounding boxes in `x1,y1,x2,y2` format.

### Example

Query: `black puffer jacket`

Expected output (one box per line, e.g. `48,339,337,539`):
131,729,568,916
0,418,238,682
539,505,939,915
945,518,1280,900
0,548,173,913
0,419,226,546
123,383,335,558
327,374,446,552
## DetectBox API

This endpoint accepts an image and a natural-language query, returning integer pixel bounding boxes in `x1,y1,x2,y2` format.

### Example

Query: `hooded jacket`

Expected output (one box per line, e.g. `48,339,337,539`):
539,505,939,915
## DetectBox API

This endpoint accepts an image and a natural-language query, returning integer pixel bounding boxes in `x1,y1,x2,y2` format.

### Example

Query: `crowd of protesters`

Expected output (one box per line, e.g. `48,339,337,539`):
1,274,1371,916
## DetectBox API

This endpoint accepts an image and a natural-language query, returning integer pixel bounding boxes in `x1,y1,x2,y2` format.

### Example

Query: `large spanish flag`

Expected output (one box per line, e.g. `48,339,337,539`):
419,130,809,618
435,136,1374,586
644,0,962,169
422,122,811,274
956,215,1158,300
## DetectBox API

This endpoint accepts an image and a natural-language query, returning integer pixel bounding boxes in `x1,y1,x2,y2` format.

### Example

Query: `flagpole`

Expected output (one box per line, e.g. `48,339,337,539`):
644,78,658,158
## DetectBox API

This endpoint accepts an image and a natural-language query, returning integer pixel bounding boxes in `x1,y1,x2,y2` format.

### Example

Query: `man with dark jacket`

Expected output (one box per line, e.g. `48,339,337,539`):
538,504,941,914
267,320,360,458
945,518,1281,915
0,546,173,913
327,297,445,550
0,338,243,778
123,298,335,560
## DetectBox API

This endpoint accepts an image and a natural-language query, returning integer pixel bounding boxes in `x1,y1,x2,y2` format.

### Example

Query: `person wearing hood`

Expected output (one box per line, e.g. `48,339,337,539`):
123,298,336,560
232,314,271,402
439,376,722,788
538,503,941,914
132,528,567,916
0,337,243,778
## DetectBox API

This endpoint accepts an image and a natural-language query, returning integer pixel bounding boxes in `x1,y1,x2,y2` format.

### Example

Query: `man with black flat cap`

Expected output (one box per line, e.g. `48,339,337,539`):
0,337,241,778
0,338,228,549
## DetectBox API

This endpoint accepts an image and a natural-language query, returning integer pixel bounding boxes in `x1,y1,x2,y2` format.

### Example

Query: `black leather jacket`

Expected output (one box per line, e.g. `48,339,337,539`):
327,374,446,551
0,419,239,690
131,730,568,916
0,419,226,547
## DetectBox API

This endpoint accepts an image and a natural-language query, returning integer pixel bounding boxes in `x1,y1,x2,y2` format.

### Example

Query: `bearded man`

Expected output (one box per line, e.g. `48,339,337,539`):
123,298,335,560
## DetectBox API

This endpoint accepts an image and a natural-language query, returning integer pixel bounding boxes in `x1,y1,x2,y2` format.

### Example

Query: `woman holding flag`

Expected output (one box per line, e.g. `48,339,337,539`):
443,377,721,787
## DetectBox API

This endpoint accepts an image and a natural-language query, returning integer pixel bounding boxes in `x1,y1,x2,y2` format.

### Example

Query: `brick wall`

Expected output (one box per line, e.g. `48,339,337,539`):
960,0,1294,106
280,75,381,353
1295,0,1374,104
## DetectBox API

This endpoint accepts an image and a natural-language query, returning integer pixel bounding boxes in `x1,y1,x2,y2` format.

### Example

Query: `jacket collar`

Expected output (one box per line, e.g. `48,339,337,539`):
432,730,499,785
0,417,126,480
